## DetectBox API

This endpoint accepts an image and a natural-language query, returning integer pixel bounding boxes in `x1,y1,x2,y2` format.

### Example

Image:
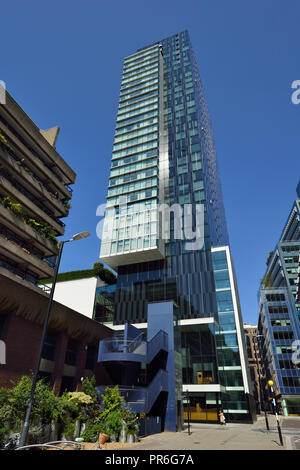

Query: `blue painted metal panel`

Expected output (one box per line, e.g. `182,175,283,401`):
97,300,182,433
147,301,178,432
124,322,142,342
96,369,168,414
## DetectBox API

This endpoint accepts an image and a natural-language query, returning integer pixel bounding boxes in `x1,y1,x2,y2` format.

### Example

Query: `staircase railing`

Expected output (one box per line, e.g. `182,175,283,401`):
146,369,168,412
127,331,145,353
147,330,168,363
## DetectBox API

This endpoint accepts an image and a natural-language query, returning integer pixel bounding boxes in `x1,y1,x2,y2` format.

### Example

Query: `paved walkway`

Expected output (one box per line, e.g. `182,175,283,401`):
125,415,300,451
279,416,300,450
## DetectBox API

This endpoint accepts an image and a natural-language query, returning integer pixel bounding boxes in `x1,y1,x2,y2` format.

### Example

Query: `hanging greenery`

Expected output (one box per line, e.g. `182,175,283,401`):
0,195,58,247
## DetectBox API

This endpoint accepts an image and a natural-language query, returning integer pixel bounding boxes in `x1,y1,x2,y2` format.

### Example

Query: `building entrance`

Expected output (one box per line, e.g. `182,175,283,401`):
183,392,219,422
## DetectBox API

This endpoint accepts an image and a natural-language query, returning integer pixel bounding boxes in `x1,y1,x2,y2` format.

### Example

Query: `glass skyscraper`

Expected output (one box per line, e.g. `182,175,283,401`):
99,30,255,423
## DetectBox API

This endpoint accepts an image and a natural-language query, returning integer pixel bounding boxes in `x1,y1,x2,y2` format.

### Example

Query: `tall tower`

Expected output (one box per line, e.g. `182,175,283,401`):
101,30,229,324
99,31,255,423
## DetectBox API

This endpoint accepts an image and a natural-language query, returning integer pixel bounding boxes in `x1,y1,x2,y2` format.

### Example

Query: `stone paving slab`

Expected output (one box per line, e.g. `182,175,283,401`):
281,417,300,430
124,416,287,451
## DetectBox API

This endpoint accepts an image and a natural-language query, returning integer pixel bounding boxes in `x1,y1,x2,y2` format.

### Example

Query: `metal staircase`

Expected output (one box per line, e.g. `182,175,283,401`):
97,329,169,414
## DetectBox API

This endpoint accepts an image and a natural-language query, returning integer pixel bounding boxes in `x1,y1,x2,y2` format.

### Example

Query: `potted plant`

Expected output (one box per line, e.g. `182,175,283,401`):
98,426,109,446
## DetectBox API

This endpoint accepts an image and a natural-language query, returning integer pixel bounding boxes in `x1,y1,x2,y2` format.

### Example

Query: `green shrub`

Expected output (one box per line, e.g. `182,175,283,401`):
0,376,60,431
61,418,76,440
0,376,112,445
93,262,117,285
122,406,139,436
104,409,123,440
0,425,9,448
28,424,45,444
66,392,94,405
80,422,103,443
100,385,124,419
82,376,98,400
96,386,125,441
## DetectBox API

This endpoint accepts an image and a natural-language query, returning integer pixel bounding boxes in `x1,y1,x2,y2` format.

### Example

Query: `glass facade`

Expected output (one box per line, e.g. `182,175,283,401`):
258,287,300,414
100,30,229,325
98,31,254,422
183,392,219,422
101,44,165,268
258,185,300,415
93,284,117,324
212,248,253,420
181,323,218,385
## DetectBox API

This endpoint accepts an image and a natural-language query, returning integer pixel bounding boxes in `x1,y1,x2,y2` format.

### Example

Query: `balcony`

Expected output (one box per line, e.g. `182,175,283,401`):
0,174,65,235
0,203,58,256
98,329,168,363
0,123,73,199
0,233,54,278
98,335,147,362
0,144,69,218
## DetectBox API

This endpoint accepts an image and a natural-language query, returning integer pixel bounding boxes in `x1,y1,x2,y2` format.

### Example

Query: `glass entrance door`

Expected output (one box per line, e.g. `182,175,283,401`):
183,393,218,422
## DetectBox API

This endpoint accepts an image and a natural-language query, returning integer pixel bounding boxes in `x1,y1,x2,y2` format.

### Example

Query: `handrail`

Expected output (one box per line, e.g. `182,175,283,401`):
38,283,51,294
16,444,64,450
147,330,168,363
148,329,168,343
127,331,144,353
44,440,84,450
128,330,144,342
16,440,85,451
146,369,168,412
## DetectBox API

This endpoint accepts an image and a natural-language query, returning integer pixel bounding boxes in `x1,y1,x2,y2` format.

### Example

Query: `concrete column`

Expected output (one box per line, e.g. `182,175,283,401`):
74,337,89,391
52,332,68,395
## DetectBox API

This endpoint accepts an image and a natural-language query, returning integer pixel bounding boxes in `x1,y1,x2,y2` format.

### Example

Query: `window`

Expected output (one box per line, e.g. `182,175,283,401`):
282,377,300,387
41,332,58,361
268,306,289,314
273,331,294,340
276,345,297,354
266,294,285,302
212,251,228,270
60,376,75,394
85,345,97,370
271,319,291,327
279,359,300,370
0,315,7,340
65,339,78,366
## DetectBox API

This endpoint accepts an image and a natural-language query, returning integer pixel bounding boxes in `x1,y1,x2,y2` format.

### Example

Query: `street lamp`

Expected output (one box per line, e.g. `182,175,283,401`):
18,231,90,448
268,380,284,446
184,390,191,435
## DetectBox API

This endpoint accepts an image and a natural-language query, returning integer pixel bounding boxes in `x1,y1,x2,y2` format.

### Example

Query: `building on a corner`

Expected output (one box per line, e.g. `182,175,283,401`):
257,181,300,416
0,90,111,392
243,324,264,413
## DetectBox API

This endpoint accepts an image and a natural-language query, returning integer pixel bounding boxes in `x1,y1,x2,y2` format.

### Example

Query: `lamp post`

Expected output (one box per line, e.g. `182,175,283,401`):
255,334,269,431
184,390,191,435
18,232,90,448
187,390,191,435
268,380,284,446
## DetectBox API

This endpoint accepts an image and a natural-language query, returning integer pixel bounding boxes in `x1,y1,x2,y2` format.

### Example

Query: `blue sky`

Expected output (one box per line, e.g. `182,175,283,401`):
1,0,299,325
